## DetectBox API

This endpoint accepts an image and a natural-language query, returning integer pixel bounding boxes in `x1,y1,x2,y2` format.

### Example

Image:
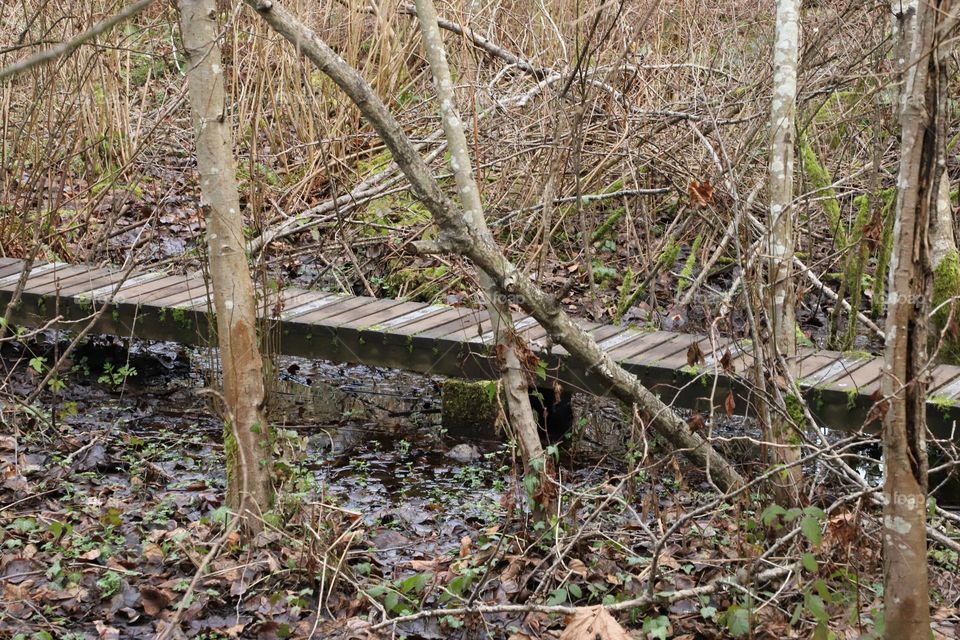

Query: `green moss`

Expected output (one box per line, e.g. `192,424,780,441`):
933,249,960,364
800,135,844,248
356,149,394,177
871,189,898,318
784,393,805,426
846,388,858,410
616,268,635,321
677,233,703,295
441,379,500,438
223,421,238,509
660,235,680,270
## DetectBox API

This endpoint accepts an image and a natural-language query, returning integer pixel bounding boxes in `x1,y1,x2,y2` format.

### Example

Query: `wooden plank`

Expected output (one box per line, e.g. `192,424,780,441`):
19,264,90,294
799,352,871,387
319,297,408,328
0,260,40,280
113,273,193,305
930,366,960,401
292,295,373,324
615,330,685,363
29,266,118,294
477,315,537,344
147,278,209,309
635,333,696,365
58,270,129,297
0,257,20,273
416,309,487,339
342,300,426,330
0,262,60,288
86,271,170,302
440,311,494,343
930,365,960,395
375,304,450,331
276,290,341,320
824,358,883,395
384,307,463,335
795,349,839,379
129,276,198,307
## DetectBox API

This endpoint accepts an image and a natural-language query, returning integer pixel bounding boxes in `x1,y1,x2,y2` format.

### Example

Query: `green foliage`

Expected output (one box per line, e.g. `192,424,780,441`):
97,361,137,388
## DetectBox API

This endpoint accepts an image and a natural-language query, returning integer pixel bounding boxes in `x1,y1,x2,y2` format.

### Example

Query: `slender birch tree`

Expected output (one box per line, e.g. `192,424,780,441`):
180,0,274,533
412,0,552,509
880,0,956,634
766,0,802,505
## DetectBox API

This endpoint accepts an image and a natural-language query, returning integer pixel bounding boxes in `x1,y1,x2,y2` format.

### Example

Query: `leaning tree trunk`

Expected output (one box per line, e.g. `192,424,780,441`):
180,0,273,533
765,0,802,506
413,0,552,511
241,0,746,492
880,0,955,635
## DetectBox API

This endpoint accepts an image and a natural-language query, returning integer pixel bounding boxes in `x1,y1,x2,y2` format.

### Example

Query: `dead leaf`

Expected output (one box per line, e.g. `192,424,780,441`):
688,414,705,433
688,180,715,208
142,542,164,563
559,606,631,640
719,349,733,373
459,535,472,558
139,586,171,616
686,342,704,366
725,391,736,417
94,620,120,640
568,559,588,577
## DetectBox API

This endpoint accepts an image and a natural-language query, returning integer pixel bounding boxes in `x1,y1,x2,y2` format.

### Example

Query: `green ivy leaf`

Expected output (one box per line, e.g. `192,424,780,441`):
802,552,818,573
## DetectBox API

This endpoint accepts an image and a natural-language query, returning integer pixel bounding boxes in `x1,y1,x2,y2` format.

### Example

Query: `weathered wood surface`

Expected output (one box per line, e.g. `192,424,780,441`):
2,257,958,434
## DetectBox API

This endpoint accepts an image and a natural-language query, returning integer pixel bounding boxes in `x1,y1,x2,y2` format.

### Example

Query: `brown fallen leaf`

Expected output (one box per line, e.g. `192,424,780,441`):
686,342,704,366
559,606,631,640
725,390,736,417
139,585,171,616
568,559,588,577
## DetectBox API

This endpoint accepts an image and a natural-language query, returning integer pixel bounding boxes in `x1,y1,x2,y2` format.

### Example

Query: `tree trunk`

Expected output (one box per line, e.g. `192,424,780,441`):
241,0,746,492
180,0,273,533
765,0,802,506
413,0,552,511
880,0,953,635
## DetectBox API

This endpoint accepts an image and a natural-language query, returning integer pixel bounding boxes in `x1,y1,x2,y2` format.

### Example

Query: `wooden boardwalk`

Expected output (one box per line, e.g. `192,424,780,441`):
1,257,959,435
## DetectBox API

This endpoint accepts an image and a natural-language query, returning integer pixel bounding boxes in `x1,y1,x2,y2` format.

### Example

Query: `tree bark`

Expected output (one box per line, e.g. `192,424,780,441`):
765,0,802,505
413,0,552,508
180,0,273,533
242,0,746,492
880,0,954,635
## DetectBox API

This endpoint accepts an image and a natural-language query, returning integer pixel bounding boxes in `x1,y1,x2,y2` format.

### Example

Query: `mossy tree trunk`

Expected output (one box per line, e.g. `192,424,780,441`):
180,0,274,534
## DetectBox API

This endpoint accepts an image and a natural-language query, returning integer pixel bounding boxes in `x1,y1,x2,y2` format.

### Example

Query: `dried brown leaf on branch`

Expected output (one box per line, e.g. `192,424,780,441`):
688,180,714,208
559,606,631,640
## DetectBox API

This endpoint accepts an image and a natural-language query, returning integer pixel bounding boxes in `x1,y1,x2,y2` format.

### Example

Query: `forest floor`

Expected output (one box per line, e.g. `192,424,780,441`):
1,336,959,639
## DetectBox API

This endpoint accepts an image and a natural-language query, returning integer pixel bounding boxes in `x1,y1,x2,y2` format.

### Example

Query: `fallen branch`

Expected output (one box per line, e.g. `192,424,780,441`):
242,0,746,492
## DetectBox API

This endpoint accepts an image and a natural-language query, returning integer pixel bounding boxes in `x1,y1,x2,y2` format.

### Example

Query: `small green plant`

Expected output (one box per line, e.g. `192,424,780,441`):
98,361,137,388
96,570,122,598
